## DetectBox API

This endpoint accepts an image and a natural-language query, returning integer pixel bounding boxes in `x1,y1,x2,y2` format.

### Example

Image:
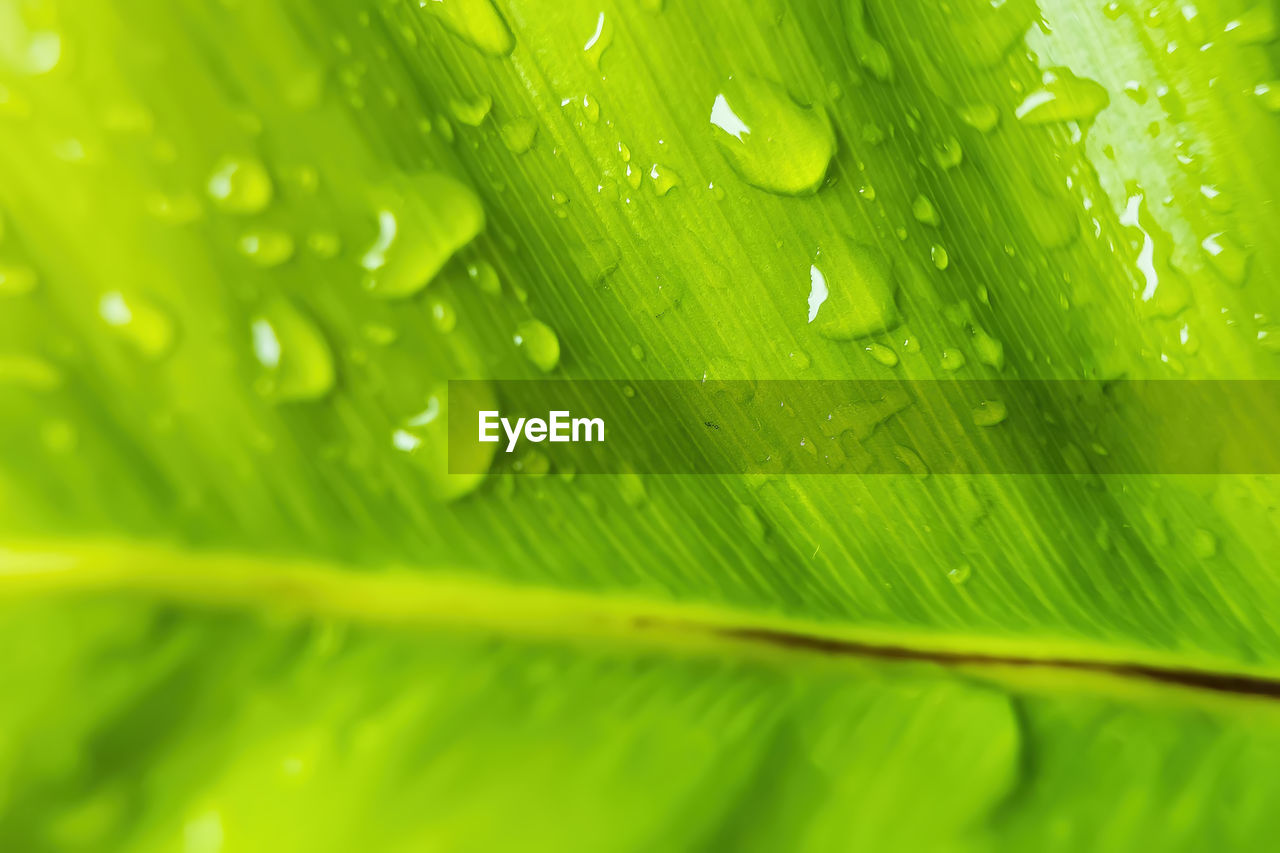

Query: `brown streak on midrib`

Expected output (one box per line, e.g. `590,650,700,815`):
710,625,1280,698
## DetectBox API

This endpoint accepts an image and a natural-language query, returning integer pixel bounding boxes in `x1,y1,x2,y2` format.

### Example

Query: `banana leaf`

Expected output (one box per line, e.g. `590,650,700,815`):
1,0,1279,849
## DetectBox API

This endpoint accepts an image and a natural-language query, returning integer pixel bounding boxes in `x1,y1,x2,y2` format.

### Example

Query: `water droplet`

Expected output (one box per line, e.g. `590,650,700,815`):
500,117,538,153
630,343,645,361
971,325,1005,370
0,263,37,297
1201,231,1249,285
865,342,899,366
948,564,972,585
972,399,1006,426
1225,4,1277,43
581,94,600,124
420,0,514,56
98,291,177,359
618,466,647,507
930,244,949,269
1254,81,1280,112
429,297,457,332
238,229,295,267
306,231,342,258
251,297,335,402
912,194,941,227
1119,186,1190,316
449,93,492,126
514,319,560,371
893,444,930,478
361,174,484,299
1191,527,1218,558
940,348,966,371
808,244,899,340
395,382,495,500
0,354,62,390
710,76,834,196
1199,183,1231,213
146,192,203,225
466,260,501,294
1015,68,1110,123
845,0,892,80
206,156,273,215
1123,80,1149,104
362,323,398,345
649,162,681,196
582,11,614,69
42,419,77,454
933,136,963,170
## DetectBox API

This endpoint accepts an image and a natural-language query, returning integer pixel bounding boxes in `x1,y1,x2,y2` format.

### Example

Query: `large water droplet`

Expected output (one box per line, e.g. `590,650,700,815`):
1015,68,1110,124
251,297,335,401
808,244,899,340
710,76,834,196
361,174,484,299
420,0,514,56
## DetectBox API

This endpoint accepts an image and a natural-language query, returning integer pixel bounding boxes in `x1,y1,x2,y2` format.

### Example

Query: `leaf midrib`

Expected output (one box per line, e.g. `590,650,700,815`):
4,538,1278,702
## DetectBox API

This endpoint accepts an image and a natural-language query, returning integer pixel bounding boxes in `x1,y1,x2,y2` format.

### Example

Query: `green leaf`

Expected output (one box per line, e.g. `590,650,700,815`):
1,0,1279,848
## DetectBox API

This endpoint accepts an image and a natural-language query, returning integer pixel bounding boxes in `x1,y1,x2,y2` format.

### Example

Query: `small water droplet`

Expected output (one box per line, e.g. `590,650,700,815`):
449,93,492,126
957,102,999,132
306,231,342,258
0,263,37,296
649,162,681,196
940,348,966,371
1191,527,1218,558
514,319,560,371
0,354,62,390
948,564,972,585
972,399,1007,426
1200,231,1249,285
429,298,457,332
930,244,949,269
207,156,273,215
912,194,940,227
971,325,1005,370
238,229,296,267
865,342,899,366
846,0,892,80
99,291,177,359
933,136,963,170
251,297,335,402
467,260,501,294
500,117,538,153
